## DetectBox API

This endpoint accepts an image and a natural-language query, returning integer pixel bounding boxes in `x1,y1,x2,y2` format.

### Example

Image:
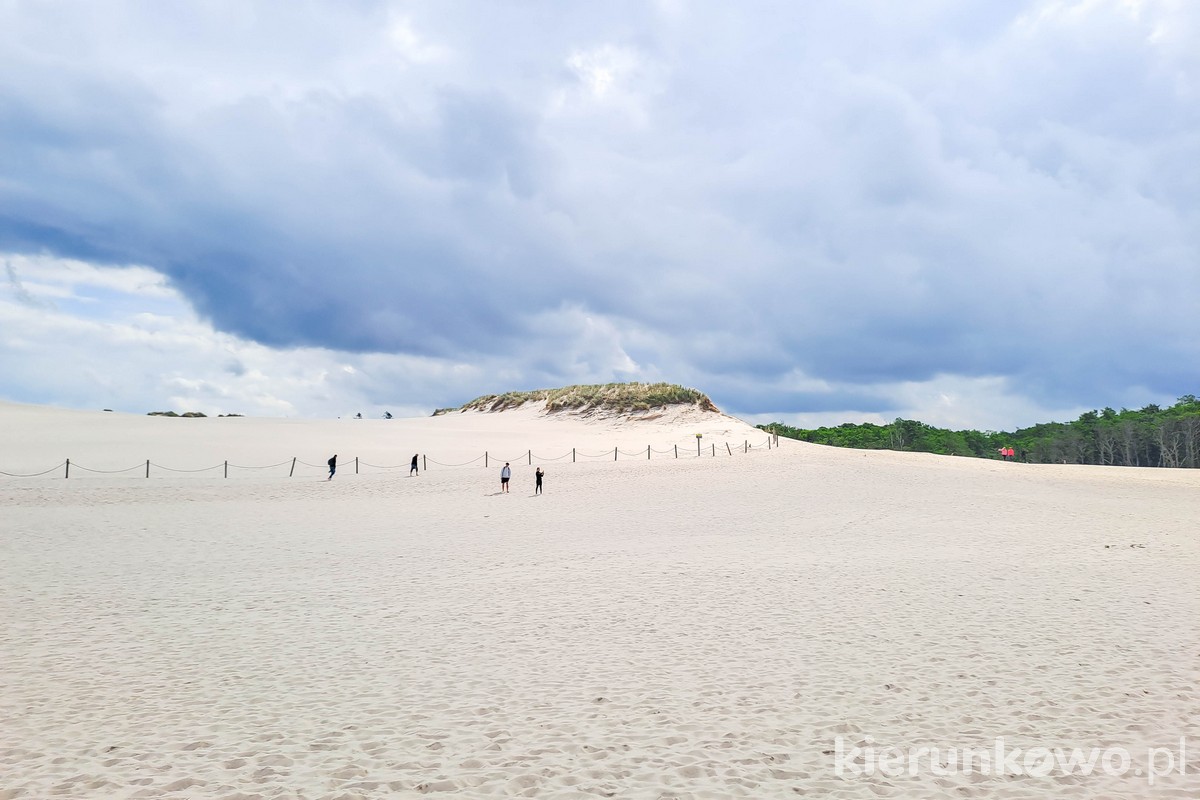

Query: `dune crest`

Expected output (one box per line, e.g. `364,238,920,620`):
434,381,720,419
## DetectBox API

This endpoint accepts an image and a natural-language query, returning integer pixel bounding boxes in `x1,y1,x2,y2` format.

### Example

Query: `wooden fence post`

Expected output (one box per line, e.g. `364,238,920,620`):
289,457,296,477
528,449,532,465
146,459,150,478
572,448,575,463
712,443,715,457
674,445,678,458
646,445,650,460
613,447,617,461
355,457,359,475
423,454,427,471
485,451,489,468
65,459,70,479
224,460,228,479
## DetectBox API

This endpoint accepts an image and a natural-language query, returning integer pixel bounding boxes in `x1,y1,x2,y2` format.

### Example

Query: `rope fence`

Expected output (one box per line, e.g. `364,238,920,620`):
425,454,486,468
71,463,144,475
152,463,223,474
0,435,782,480
0,461,68,478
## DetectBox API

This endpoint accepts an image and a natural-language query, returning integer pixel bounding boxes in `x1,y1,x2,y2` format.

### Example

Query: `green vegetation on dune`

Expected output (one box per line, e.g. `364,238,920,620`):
437,382,719,415
760,395,1200,468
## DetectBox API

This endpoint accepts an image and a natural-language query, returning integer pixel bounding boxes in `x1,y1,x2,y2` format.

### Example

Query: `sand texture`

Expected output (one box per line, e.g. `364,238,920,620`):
2,402,1198,799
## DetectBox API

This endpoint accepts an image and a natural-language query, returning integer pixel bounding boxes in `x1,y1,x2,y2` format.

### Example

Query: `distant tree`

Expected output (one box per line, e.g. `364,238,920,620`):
759,394,1200,469
1182,416,1200,468
1097,424,1119,465
1120,419,1140,466
1158,419,1183,468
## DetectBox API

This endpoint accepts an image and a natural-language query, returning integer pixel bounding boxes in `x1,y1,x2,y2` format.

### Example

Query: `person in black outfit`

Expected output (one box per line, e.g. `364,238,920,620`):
535,467,544,495
410,454,419,476
327,455,337,480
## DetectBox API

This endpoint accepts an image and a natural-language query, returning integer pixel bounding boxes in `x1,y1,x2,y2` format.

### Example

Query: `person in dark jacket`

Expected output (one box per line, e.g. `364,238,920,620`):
535,467,544,495
410,454,419,476
327,454,337,480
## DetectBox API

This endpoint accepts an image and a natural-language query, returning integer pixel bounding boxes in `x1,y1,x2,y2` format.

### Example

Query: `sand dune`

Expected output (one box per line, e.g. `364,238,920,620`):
1,403,1198,799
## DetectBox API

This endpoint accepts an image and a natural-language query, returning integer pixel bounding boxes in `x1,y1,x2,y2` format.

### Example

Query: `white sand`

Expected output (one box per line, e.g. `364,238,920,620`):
2,402,1198,799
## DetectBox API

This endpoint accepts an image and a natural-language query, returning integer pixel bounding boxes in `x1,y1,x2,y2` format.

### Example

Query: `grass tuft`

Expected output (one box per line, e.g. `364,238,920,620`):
440,382,719,415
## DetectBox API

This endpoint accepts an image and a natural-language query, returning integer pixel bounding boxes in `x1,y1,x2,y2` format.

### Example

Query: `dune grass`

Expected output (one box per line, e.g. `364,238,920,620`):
437,382,719,415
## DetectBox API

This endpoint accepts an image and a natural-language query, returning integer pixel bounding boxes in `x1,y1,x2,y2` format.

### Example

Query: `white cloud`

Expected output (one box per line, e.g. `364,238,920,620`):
551,44,664,127
525,304,643,378
386,16,452,65
0,252,479,418
5,254,173,300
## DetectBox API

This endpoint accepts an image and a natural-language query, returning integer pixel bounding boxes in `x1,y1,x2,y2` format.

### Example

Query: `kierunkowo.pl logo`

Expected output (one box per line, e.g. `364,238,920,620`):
833,736,1188,785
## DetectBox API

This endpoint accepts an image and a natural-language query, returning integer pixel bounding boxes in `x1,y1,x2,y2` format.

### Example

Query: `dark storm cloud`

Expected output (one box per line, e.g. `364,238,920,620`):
1,53,575,357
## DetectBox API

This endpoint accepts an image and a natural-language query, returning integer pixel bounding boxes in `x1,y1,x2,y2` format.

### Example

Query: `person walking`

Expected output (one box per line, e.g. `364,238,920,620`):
535,467,544,495
410,454,419,476
327,454,337,480
500,462,511,493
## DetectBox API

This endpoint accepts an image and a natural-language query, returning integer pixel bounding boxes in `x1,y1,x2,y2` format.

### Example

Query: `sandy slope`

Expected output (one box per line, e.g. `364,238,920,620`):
1,403,1198,799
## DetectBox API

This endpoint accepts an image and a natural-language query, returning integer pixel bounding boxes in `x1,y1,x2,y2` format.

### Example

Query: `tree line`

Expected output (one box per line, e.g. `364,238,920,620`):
759,395,1200,468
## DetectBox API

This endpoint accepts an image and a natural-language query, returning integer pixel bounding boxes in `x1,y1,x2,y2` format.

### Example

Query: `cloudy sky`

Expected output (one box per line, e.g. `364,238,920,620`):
1,1,1197,429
